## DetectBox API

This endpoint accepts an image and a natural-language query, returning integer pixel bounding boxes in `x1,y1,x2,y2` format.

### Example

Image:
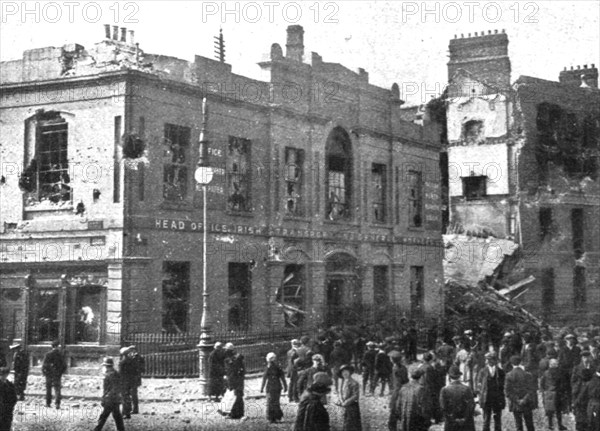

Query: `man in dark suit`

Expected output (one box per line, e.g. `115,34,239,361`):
476,351,506,431
559,333,581,410
505,355,537,431
439,365,476,431
572,350,595,431
41,340,66,409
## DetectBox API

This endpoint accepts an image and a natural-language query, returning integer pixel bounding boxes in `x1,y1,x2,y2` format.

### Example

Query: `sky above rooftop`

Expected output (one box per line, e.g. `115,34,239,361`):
1,1,598,105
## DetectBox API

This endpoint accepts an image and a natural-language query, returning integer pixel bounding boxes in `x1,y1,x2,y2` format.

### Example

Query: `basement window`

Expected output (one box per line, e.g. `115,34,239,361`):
227,137,252,212
462,176,487,200
163,124,190,201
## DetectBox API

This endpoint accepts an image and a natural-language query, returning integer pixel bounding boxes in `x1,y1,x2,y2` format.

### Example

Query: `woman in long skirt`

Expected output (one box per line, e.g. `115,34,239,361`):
336,364,362,431
260,352,288,423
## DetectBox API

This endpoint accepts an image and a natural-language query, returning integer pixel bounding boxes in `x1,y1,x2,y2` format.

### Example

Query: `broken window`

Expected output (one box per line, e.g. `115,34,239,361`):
326,127,352,220
371,164,386,222
462,176,487,200
536,103,562,184
163,124,190,201
228,263,251,329
162,261,190,333
408,171,423,228
541,268,555,308
284,148,304,215
227,137,251,212
410,266,424,317
571,208,584,257
29,288,60,343
573,266,586,308
68,285,105,343
539,207,553,240
463,120,485,144
276,264,305,327
582,113,600,179
373,265,389,304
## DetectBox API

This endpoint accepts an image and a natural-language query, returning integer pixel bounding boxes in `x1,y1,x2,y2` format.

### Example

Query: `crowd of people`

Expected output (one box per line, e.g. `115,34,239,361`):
2,324,600,431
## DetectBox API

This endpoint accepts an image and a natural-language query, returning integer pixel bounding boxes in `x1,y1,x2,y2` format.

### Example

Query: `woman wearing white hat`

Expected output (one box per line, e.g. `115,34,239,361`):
260,352,287,423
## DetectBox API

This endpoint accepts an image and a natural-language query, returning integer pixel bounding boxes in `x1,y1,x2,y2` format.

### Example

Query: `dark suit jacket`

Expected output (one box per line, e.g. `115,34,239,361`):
439,381,476,431
476,366,506,410
505,367,537,412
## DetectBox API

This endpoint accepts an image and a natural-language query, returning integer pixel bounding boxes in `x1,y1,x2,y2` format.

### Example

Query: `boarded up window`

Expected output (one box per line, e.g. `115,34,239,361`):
163,124,190,201
284,148,304,215
372,164,386,222
162,262,190,333
408,171,423,227
228,263,251,329
227,137,251,212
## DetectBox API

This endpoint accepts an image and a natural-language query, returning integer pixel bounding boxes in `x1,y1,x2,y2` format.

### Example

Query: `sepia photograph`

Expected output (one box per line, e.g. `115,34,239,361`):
0,1,599,430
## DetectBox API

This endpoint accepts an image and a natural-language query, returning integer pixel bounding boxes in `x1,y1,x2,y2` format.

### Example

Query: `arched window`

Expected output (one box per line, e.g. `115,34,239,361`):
325,127,352,220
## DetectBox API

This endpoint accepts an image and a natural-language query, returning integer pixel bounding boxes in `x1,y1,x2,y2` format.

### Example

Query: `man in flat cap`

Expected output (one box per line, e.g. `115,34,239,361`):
395,367,429,431
505,355,537,431
128,345,144,414
10,344,29,401
118,346,136,419
560,333,581,410
440,365,476,431
361,341,377,396
0,366,17,431
41,340,66,409
94,357,124,431
476,351,506,431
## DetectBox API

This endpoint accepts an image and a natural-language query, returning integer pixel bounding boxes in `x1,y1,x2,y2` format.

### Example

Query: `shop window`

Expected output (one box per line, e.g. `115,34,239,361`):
410,266,424,317
21,111,71,206
573,266,586,308
276,265,305,327
227,136,251,212
408,171,423,227
68,285,105,343
30,288,60,343
325,127,352,220
284,148,304,215
571,208,584,257
163,124,190,201
228,263,251,329
539,207,553,240
371,164,386,223
162,262,190,333
463,120,484,144
462,176,487,200
373,265,388,304
541,268,555,308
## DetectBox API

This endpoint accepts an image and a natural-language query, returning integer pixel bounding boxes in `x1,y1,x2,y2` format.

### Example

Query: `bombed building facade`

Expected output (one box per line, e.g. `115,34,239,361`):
0,25,444,363
444,30,600,324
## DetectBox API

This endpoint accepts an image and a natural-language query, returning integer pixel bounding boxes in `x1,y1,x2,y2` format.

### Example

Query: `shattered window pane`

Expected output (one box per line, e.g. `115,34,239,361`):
227,137,251,212
276,265,305,328
408,170,423,227
284,148,304,215
30,288,60,343
327,157,349,220
162,261,190,333
325,128,352,221
38,122,71,203
463,120,484,144
163,124,190,201
372,164,386,222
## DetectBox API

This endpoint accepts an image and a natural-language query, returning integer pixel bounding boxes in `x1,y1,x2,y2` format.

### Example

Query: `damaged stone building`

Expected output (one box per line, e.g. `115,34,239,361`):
0,25,444,363
444,30,600,324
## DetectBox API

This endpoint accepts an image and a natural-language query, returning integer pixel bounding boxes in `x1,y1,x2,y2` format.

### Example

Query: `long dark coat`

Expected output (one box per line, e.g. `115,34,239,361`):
581,374,600,431
0,379,17,431
294,390,330,431
540,367,569,413
505,367,538,412
207,348,226,397
261,363,287,422
396,380,430,431
439,381,476,431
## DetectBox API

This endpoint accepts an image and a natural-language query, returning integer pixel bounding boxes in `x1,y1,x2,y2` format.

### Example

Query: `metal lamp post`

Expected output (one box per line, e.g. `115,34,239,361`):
195,97,214,395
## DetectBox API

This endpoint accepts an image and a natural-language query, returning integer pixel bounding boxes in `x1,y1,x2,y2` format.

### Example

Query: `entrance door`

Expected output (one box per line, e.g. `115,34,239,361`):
326,278,344,326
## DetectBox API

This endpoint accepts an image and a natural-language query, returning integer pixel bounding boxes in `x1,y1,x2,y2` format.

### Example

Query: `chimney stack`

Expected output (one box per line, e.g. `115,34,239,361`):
128,30,135,46
559,64,598,89
104,24,111,39
120,27,127,42
286,25,304,62
112,25,118,40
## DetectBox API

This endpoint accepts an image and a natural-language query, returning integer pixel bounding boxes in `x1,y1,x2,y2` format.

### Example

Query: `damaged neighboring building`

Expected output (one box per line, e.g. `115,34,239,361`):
444,30,600,324
0,25,444,364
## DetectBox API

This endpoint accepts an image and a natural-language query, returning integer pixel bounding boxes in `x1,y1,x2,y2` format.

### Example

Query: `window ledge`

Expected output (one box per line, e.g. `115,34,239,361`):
407,226,425,232
159,201,193,211
226,210,254,218
370,223,394,229
283,215,310,222
323,219,359,227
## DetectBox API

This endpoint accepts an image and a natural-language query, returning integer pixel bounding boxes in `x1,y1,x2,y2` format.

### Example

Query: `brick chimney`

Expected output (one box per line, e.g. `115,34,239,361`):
559,64,598,89
286,25,304,62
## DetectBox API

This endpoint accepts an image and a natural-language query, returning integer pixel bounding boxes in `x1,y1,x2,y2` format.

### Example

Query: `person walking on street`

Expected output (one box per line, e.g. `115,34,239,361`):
294,372,332,431
373,344,392,396
361,342,377,396
440,365,476,431
573,350,596,431
505,355,537,431
297,354,330,397
335,364,362,431
128,346,144,414
260,352,287,424
476,351,506,431
287,339,300,402
330,340,352,393
218,344,246,420
387,350,409,431
208,342,226,402
9,345,28,401
118,347,138,419
41,340,66,409
0,366,17,431
540,358,568,431
94,357,125,431
578,363,600,431
396,367,430,431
